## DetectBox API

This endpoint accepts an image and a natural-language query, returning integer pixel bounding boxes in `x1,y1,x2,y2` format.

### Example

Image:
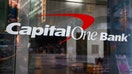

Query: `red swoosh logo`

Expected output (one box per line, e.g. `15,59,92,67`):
37,14,94,45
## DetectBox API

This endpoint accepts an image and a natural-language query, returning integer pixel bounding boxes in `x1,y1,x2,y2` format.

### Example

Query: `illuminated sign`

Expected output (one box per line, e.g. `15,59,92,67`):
6,23,130,42
41,0,46,22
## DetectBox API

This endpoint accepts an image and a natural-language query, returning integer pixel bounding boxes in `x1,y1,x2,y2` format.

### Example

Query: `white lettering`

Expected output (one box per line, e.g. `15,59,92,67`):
100,32,107,40
6,23,130,42
6,23,20,34
55,28,66,36
31,27,44,38
100,33,129,42
19,26,32,35
71,26,83,40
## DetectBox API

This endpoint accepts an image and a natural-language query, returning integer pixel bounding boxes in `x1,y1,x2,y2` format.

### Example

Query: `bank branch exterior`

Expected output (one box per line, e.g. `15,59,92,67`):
0,0,132,74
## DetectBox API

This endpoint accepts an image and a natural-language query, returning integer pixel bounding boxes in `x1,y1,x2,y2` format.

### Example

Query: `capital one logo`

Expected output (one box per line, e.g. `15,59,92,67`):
6,14,95,44
39,14,95,30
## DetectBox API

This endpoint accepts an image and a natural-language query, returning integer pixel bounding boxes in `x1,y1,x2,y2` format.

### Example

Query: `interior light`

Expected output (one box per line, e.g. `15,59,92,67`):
66,0,83,2
66,2,82,8
66,0,83,7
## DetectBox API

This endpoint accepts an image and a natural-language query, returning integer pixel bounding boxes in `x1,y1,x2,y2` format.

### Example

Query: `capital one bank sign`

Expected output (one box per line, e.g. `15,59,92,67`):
6,14,130,42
